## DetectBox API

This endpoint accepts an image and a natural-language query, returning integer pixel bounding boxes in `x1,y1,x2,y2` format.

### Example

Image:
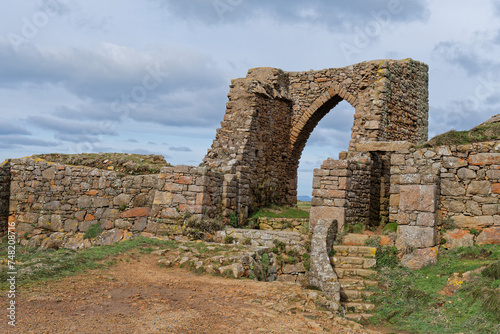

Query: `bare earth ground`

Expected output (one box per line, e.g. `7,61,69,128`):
0,251,381,334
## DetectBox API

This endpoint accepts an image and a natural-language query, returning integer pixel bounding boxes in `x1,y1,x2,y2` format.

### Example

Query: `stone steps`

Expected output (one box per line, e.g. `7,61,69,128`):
331,255,376,269
342,302,376,313
333,245,377,258
334,267,378,279
340,289,375,302
332,234,382,319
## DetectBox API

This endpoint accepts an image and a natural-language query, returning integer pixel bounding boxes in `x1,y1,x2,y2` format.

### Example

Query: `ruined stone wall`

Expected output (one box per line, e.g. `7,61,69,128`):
7,158,222,249
310,151,393,232
383,60,429,143
389,142,500,230
389,142,500,268
0,161,10,236
204,59,429,220
310,154,376,232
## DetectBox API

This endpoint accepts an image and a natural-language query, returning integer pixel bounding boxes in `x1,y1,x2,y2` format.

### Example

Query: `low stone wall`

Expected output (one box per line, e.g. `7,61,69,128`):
214,228,311,284
256,217,308,232
7,158,224,249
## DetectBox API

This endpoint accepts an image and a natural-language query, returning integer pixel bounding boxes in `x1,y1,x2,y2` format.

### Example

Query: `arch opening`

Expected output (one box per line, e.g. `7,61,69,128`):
296,100,356,200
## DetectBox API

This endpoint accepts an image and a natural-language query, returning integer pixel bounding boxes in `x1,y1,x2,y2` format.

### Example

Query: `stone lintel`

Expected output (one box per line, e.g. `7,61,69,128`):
354,141,413,152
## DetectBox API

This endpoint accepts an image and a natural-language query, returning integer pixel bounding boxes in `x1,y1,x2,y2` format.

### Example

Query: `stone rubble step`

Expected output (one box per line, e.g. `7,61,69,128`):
344,313,374,322
340,289,375,302
333,245,377,258
331,256,377,269
341,234,370,246
338,278,378,289
334,267,378,279
342,302,376,313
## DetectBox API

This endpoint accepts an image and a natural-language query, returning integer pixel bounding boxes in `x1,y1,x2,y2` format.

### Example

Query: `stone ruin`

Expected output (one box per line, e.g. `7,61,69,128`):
2,58,500,310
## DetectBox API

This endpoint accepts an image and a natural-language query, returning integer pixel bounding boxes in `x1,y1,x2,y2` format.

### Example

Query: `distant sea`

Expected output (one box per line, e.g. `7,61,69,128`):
297,195,312,202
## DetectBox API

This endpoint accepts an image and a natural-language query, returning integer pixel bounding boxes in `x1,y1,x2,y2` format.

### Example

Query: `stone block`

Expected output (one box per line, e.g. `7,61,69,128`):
311,189,345,199
153,191,173,205
196,192,211,205
164,182,184,192
309,206,344,231
399,185,438,213
120,207,151,218
486,170,500,180
442,200,465,213
476,227,500,245
441,180,466,196
132,217,147,232
355,141,412,152
177,176,193,185
453,215,494,230
178,204,202,214
92,197,110,208
400,174,421,184
401,246,438,270
442,229,474,249
17,223,34,237
79,220,96,232
492,183,500,194
482,204,500,215
64,219,79,232
416,212,436,227
442,157,467,169
457,168,476,179
467,181,491,195
96,229,123,246
396,225,436,249
113,193,132,207
77,196,91,209
41,167,55,179
466,200,482,216
469,153,500,165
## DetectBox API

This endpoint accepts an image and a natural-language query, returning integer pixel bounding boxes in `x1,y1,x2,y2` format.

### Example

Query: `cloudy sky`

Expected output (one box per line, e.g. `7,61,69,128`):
1,0,500,197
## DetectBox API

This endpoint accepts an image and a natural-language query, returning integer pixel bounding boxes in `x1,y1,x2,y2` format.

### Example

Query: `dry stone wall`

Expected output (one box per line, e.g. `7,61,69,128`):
310,141,500,269
6,158,224,248
310,152,390,232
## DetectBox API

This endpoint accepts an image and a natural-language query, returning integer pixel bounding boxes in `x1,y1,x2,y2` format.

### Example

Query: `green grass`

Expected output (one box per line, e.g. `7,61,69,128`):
33,152,171,175
249,204,310,219
369,244,500,334
425,122,500,148
0,236,177,289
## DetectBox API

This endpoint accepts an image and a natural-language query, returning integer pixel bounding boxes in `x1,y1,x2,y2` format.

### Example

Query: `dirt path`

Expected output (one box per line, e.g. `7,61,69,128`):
1,251,381,334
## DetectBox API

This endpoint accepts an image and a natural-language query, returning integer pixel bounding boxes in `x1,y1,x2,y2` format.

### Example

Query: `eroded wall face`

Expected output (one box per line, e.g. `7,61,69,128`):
0,162,10,235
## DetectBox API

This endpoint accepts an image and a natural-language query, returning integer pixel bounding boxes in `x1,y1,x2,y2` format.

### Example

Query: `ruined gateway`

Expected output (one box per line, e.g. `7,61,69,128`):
3,59,500,311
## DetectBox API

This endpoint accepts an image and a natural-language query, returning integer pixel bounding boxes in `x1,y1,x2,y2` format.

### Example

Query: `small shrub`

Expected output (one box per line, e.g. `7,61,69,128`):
382,222,398,235
344,223,363,234
242,238,252,245
442,217,456,231
224,235,236,244
365,236,381,247
376,246,399,268
118,204,127,212
84,223,103,239
469,228,480,236
273,239,286,253
229,212,238,227
261,253,269,268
